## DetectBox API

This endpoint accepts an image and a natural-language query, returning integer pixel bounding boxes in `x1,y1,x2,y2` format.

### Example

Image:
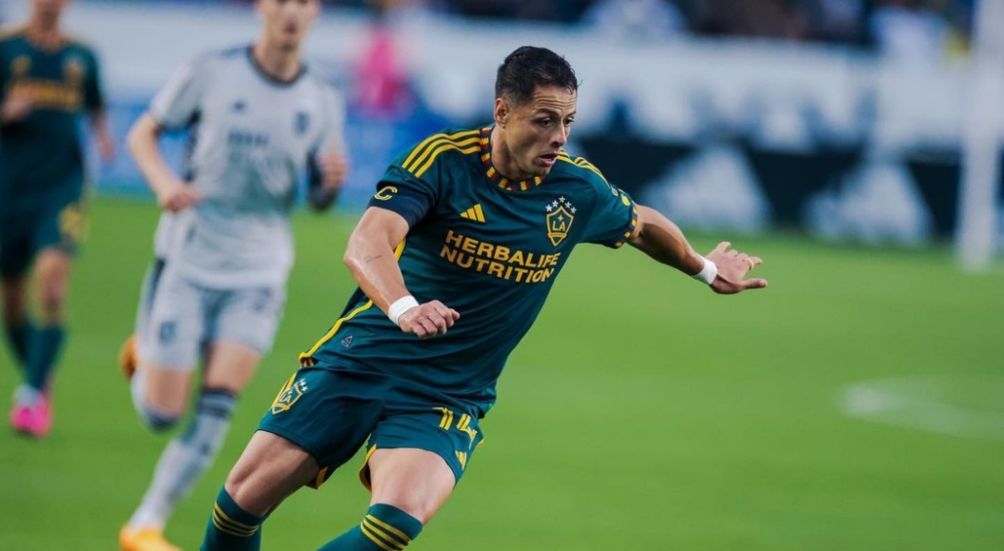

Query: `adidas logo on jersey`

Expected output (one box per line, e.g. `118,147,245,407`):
460,204,486,223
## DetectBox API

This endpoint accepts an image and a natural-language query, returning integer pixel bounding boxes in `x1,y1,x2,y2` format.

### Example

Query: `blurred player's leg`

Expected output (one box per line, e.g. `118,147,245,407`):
1,275,32,368
121,259,167,379
124,339,261,550
9,248,72,437
1,214,36,372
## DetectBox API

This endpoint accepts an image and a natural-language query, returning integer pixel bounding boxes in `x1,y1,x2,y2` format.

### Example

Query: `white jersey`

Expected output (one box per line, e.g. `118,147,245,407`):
149,46,345,288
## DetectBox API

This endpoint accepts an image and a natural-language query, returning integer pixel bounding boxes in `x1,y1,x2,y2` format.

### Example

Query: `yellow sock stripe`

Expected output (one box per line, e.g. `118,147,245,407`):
299,241,406,361
212,515,255,538
364,515,412,546
360,522,401,551
413,142,480,178
213,505,259,537
213,503,259,532
402,130,479,172
362,518,408,549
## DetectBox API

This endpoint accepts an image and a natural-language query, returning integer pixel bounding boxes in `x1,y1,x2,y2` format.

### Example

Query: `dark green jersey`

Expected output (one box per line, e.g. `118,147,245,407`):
0,27,104,209
301,127,638,415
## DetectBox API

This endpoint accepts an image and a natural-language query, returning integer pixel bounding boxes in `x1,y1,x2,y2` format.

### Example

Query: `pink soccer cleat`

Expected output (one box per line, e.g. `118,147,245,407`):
9,395,52,438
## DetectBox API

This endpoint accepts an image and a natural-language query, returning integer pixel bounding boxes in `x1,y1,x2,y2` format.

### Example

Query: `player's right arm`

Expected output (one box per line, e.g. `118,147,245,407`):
127,114,199,212
128,55,210,212
344,207,459,339
0,42,32,125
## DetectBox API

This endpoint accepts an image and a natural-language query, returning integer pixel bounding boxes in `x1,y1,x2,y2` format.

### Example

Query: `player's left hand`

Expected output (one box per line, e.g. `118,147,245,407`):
705,241,767,295
316,150,349,190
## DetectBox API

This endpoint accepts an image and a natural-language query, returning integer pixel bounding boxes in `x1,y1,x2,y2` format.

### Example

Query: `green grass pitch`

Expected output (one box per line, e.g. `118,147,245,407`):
1,197,1002,550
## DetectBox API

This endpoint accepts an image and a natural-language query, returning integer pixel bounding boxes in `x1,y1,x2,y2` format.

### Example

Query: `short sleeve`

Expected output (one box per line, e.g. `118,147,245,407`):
83,49,104,111
149,55,210,130
367,162,437,228
580,168,639,249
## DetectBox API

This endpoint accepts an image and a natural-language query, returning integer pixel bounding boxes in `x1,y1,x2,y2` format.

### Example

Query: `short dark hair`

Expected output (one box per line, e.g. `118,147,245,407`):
495,46,579,105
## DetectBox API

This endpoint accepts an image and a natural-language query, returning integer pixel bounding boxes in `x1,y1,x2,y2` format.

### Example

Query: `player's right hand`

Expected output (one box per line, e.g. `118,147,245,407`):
156,180,201,212
0,91,33,123
397,300,460,339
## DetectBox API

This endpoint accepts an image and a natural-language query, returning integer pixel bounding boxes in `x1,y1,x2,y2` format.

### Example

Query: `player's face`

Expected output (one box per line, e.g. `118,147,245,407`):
33,0,70,20
496,86,577,178
256,0,320,51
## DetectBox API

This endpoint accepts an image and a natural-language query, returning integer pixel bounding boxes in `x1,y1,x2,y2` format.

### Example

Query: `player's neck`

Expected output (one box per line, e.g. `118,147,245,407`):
251,41,303,83
26,15,63,50
489,126,533,182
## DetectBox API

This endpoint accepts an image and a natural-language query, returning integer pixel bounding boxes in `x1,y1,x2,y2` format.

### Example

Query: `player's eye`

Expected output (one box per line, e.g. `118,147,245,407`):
536,118,553,128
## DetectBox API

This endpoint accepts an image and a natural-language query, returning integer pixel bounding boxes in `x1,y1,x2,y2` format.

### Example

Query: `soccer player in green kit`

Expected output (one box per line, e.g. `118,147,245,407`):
0,0,114,438
200,46,767,551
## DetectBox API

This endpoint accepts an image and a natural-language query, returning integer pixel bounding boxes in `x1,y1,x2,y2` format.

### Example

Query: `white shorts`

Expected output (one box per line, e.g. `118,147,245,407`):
135,259,286,370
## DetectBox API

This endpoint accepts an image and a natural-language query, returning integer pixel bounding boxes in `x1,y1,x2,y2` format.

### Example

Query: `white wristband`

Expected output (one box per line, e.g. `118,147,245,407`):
693,256,718,285
388,295,419,326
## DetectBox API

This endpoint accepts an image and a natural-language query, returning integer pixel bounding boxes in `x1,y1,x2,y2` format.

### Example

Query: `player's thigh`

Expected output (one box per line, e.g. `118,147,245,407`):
202,341,261,395
0,212,33,286
362,405,486,522
138,273,207,410
33,249,72,318
210,285,286,359
258,366,392,490
225,430,320,517
33,197,86,269
139,271,205,368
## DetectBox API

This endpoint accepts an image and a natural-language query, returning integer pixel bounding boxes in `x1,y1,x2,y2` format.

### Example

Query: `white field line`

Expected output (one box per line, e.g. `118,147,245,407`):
841,377,1004,441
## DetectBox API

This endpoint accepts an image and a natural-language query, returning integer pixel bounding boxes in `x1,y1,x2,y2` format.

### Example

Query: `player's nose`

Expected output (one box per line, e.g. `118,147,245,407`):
550,126,568,148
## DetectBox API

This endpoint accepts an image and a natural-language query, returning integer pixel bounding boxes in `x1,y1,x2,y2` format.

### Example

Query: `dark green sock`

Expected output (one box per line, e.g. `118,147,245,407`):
26,324,64,391
319,504,423,550
4,320,33,368
200,487,264,551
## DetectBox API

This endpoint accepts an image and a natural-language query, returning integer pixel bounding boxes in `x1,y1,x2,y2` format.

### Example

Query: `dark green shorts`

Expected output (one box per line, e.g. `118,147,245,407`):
0,197,86,278
258,366,485,491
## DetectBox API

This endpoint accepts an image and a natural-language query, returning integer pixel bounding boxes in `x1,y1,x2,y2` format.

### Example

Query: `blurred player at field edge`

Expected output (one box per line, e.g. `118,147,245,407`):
0,0,114,438
117,1,348,550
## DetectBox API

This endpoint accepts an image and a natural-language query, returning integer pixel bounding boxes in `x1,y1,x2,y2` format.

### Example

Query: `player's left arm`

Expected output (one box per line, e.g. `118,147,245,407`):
307,87,349,211
628,204,767,294
84,49,115,161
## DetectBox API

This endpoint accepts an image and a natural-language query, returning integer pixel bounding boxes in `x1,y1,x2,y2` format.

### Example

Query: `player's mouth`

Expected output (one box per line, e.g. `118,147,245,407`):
538,153,558,167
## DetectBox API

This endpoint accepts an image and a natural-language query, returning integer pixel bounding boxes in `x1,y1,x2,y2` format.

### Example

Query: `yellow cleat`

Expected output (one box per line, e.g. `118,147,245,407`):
119,526,182,551
119,334,138,380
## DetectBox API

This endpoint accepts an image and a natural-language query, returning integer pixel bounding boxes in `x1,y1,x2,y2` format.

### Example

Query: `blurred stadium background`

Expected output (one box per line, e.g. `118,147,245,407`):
1,1,1002,549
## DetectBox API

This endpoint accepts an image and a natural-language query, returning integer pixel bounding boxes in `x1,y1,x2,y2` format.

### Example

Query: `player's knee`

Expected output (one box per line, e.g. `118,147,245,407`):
136,401,182,432
37,285,66,322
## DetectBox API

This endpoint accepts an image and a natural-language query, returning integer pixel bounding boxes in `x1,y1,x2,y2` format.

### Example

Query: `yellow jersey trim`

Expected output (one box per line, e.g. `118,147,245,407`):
401,130,479,173
298,240,407,364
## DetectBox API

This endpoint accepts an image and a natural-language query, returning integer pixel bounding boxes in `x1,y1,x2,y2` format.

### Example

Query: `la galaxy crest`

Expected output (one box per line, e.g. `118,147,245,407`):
545,196,576,247
271,377,309,415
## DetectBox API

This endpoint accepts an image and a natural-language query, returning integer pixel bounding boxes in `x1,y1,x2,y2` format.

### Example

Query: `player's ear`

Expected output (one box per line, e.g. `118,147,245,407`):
494,97,509,128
